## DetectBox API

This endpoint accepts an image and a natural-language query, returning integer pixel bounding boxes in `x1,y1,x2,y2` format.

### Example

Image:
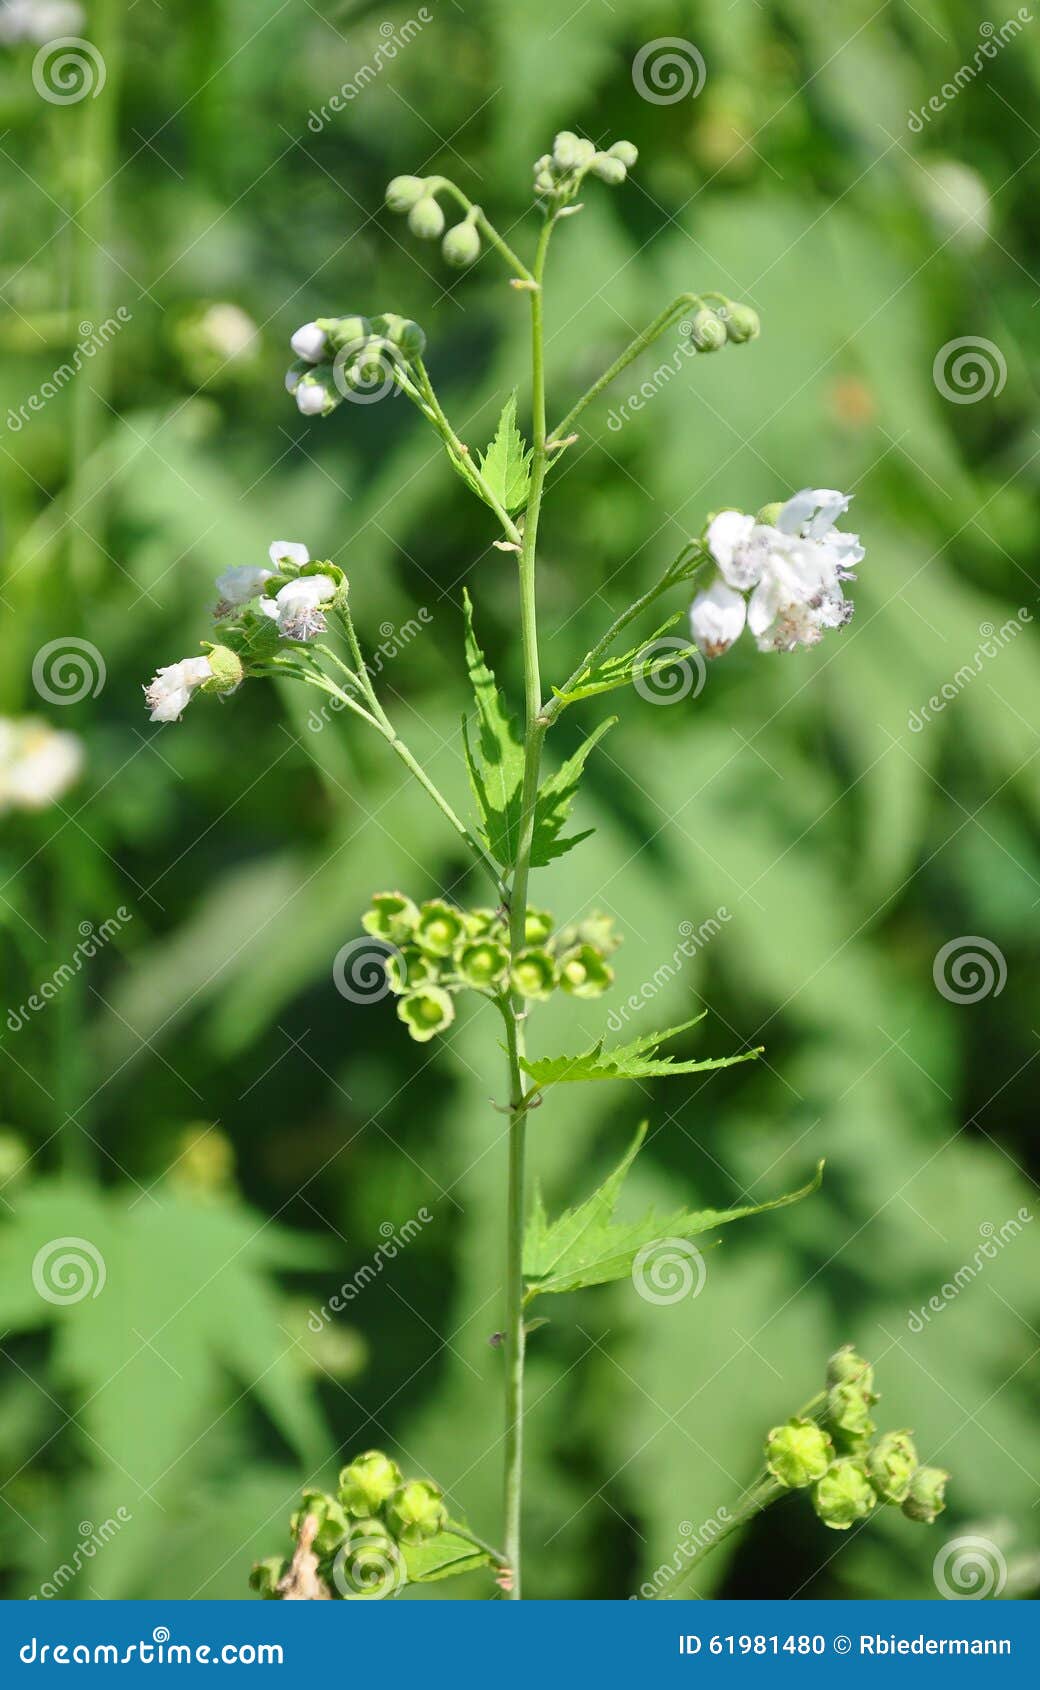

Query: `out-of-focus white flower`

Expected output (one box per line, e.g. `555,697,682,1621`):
258,575,337,642
196,303,258,363
290,321,328,362
214,564,276,612
695,488,862,657
0,718,83,812
268,540,310,568
689,578,747,657
144,656,213,723
0,0,85,45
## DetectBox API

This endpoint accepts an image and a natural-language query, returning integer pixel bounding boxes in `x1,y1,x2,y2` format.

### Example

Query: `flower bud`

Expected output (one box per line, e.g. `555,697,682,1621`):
552,131,584,170
826,1381,876,1443
511,948,557,1001
398,985,456,1043
559,944,614,999
826,1344,877,1398
201,645,244,695
591,152,627,185
765,1418,833,1489
321,315,370,353
456,939,509,989
386,1479,448,1545
812,1459,876,1530
338,1449,403,1516
609,140,639,168
416,899,466,957
442,220,482,268
408,195,445,240
867,1430,918,1504
290,321,327,362
385,175,427,214
249,1556,287,1598
362,892,419,945
755,501,784,526
385,946,438,996
290,1490,348,1555
524,908,554,946
723,303,760,344
687,307,728,352
285,359,308,394
465,907,503,938
901,1465,949,1524
556,911,621,955
335,1520,403,1597
293,366,338,417
371,313,427,360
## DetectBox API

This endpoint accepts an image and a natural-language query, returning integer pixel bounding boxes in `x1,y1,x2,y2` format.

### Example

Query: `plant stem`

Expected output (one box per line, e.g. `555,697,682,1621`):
425,179,535,284
674,1475,786,1586
500,211,555,1599
547,292,709,448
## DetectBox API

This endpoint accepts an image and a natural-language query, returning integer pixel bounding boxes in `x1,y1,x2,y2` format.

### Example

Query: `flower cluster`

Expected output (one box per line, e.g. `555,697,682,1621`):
362,893,621,1043
0,718,83,813
765,1345,949,1531
384,177,484,267
690,489,864,658
286,312,427,415
533,132,637,205
250,1450,447,1600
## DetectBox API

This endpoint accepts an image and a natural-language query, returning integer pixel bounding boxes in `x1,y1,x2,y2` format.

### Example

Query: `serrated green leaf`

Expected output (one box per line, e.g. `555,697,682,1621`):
520,1014,763,1090
401,1524,493,1583
552,615,698,708
461,589,525,864
524,1124,824,1297
530,716,615,865
478,392,532,513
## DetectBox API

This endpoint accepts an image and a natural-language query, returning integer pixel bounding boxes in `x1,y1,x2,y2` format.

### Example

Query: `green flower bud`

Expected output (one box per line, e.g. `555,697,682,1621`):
407,195,445,240
534,165,556,195
319,315,370,353
384,945,438,996
398,985,456,1042
338,1449,403,1516
293,365,340,417
249,1556,287,1599
559,944,614,999
290,1490,348,1555
362,892,419,945
826,1344,877,1399
572,137,596,169
386,1479,448,1545
416,899,466,957
510,948,557,1001
755,501,785,527
687,308,728,353
556,911,621,956
201,644,244,695
591,152,627,185
371,313,427,360
826,1381,876,1443
442,220,482,268
334,1520,404,1598
609,140,639,168
722,302,760,344
901,1465,949,1524
385,175,427,214
765,1418,834,1489
812,1458,876,1531
456,939,510,989
464,907,503,938
868,1430,919,1504
524,908,554,946
552,130,583,170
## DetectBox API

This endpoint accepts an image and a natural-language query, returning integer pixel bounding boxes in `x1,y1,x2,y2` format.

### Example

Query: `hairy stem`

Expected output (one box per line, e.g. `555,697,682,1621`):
674,1475,786,1588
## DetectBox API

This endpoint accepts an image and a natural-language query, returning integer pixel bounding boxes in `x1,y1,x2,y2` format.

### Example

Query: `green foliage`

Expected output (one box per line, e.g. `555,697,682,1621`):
477,393,532,514
523,1124,823,1297
519,1014,762,1090
551,614,698,707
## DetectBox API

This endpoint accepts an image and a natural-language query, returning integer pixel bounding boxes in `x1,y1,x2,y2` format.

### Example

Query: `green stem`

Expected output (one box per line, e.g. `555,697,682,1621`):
500,211,555,1600
411,360,523,544
425,179,535,284
674,1475,786,1586
547,292,708,448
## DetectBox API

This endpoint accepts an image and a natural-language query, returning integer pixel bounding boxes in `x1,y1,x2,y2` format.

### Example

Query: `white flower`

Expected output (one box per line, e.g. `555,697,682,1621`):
0,0,85,45
197,303,258,363
290,321,328,362
215,564,276,610
268,540,310,568
144,656,213,723
690,579,747,657
258,574,337,642
295,378,329,417
0,718,83,812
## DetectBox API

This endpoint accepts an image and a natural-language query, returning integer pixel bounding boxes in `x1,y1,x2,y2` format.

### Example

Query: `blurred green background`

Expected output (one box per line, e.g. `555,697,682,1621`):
1,0,1038,1601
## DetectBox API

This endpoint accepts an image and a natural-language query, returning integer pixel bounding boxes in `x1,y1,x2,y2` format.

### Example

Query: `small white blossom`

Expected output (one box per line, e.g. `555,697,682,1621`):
0,0,84,44
290,321,328,363
690,578,747,657
215,564,276,611
197,303,258,363
144,656,213,723
258,574,337,642
0,718,83,812
268,540,310,568
295,379,329,417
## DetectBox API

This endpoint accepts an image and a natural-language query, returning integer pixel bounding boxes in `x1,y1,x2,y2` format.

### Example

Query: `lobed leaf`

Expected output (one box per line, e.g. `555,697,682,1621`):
461,589,525,864
529,716,615,864
477,392,532,513
552,614,698,707
520,1014,762,1089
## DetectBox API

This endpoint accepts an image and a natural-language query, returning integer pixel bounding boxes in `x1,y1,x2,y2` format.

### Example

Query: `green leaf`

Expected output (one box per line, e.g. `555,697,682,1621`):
524,1124,824,1297
520,1014,762,1090
477,392,532,513
530,716,615,864
461,588,525,865
552,615,699,708
401,1524,493,1583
